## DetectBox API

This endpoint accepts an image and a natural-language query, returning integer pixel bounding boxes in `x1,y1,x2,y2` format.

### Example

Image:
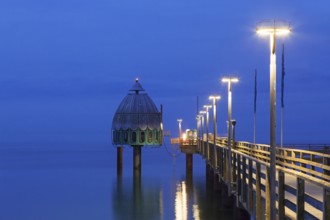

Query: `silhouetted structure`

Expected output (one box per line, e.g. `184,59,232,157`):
112,78,163,174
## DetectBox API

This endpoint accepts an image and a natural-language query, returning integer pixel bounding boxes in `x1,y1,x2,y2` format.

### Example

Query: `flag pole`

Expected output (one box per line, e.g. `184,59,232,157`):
281,44,285,148
254,69,257,145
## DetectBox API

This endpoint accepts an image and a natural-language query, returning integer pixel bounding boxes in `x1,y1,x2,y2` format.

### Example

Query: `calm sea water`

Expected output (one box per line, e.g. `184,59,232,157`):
0,143,238,220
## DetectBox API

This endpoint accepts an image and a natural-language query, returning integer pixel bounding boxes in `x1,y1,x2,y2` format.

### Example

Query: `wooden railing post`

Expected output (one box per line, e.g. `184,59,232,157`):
256,163,261,220
237,154,241,206
278,170,285,220
223,149,227,182
219,148,223,178
292,151,296,169
209,143,212,165
242,157,247,203
215,147,221,176
311,154,315,176
265,167,270,220
248,159,253,213
324,156,330,220
233,152,237,186
324,156,330,176
301,152,306,173
207,139,210,162
297,177,305,220
324,189,330,220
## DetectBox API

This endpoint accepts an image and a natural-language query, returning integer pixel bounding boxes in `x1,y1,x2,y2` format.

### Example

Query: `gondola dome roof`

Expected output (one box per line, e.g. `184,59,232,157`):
112,79,161,130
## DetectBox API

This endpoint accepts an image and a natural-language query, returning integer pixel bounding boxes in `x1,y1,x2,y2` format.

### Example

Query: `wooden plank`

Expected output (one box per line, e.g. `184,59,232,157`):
277,154,330,172
277,160,330,181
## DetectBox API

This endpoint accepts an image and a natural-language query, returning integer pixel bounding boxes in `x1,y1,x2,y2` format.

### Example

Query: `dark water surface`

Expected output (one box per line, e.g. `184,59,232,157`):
0,144,237,220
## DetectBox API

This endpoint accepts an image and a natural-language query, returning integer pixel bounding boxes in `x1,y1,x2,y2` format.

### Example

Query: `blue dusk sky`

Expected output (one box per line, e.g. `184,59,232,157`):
1,1,330,147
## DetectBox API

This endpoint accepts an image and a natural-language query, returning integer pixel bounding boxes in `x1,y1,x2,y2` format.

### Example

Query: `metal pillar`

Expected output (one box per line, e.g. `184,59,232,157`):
227,82,233,194
133,146,142,173
269,33,277,220
117,146,123,176
205,107,211,161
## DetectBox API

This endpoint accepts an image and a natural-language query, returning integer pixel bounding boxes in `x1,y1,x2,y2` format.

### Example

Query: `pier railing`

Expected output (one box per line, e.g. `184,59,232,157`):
198,136,330,220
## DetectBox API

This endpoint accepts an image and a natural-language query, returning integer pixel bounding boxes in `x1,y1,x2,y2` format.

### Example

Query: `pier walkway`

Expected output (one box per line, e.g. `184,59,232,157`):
179,136,330,220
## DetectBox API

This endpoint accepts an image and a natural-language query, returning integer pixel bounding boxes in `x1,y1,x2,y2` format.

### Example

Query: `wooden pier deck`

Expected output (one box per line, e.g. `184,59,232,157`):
196,137,330,220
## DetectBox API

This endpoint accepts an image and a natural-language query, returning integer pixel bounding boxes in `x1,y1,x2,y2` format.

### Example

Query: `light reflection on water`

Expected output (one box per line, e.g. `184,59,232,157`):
174,181,200,220
175,181,188,220
0,145,238,220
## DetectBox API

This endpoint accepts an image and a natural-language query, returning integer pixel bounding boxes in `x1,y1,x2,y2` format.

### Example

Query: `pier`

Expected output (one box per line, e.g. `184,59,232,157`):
178,136,330,220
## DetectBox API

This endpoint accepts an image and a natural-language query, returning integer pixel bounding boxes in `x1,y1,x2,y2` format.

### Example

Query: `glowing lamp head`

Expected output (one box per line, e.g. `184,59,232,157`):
222,77,239,83
199,110,206,115
177,118,182,123
256,20,291,36
209,95,221,100
256,28,290,36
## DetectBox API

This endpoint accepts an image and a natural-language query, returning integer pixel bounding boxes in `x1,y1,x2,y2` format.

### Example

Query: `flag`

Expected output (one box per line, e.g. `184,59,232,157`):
281,44,285,108
254,69,257,114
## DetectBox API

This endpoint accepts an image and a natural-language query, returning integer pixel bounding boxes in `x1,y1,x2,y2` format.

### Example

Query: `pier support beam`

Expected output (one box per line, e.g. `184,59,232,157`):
186,153,193,173
186,154,193,185
117,146,123,176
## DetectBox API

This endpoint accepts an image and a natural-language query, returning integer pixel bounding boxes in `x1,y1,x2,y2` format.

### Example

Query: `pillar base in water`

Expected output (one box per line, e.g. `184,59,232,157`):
186,154,193,186
133,146,142,175
117,146,123,176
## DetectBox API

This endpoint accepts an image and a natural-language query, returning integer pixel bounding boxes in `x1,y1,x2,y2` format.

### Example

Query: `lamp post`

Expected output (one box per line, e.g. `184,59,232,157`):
204,105,212,161
209,95,221,168
222,77,239,194
199,111,206,156
256,20,291,220
177,119,182,144
196,115,201,150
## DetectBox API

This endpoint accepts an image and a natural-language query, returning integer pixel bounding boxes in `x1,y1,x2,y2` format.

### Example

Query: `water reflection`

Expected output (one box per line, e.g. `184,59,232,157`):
112,173,237,220
175,181,201,220
175,181,188,220
112,175,163,220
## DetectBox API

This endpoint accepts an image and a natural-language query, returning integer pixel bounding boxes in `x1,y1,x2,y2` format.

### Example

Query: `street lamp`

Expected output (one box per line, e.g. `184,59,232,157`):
199,111,206,156
199,111,206,140
196,115,201,150
209,95,221,168
256,19,291,220
204,105,212,160
177,119,183,143
222,77,239,194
